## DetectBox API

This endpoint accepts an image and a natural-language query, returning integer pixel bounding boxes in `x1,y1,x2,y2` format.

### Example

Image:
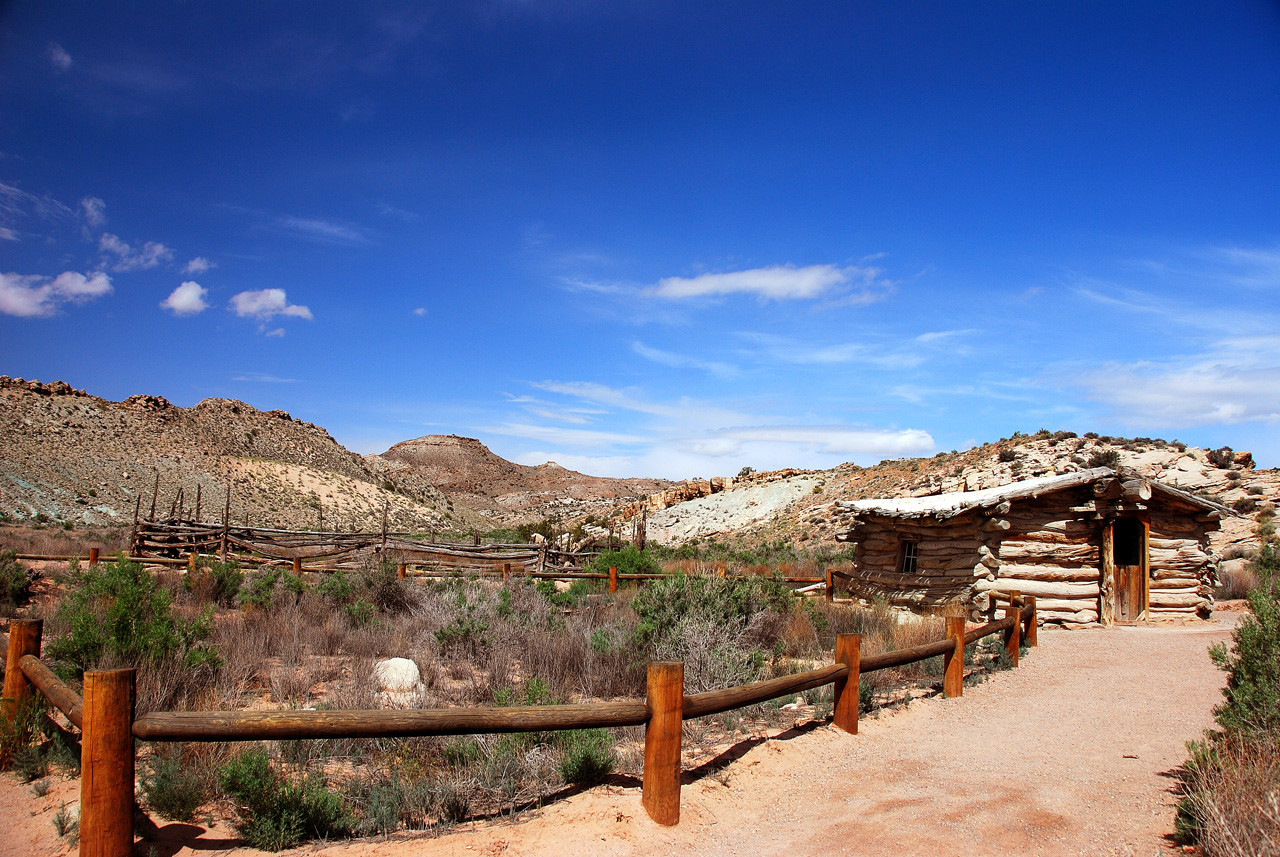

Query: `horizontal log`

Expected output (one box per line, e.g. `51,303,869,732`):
992,596,1098,613
860,638,957,673
19,655,83,729
997,543,1098,564
1038,609,1099,623
683,664,847,719
964,615,1018,645
133,700,650,742
976,579,1099,598
1148,592,1206,608
997,564,1100,582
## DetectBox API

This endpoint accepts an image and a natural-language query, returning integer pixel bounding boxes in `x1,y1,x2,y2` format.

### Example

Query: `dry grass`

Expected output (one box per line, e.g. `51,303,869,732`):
1218,564,1260,601
0,524,129,557
1181,737,1280,857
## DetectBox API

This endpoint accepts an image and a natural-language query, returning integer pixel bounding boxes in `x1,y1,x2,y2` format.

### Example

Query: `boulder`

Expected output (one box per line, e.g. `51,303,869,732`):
373,657,422,693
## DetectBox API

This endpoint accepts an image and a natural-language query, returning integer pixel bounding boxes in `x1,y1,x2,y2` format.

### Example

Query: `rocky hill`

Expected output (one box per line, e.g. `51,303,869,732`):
375,435,672,526
608,432,1277,558
0,377,491,533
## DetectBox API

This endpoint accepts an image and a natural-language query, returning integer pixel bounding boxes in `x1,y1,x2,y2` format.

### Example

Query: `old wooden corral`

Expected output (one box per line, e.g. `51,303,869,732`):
833,466,1230,626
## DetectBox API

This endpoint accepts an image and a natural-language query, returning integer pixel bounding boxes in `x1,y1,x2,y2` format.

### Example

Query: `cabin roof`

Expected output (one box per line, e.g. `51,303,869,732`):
834,467,1231,520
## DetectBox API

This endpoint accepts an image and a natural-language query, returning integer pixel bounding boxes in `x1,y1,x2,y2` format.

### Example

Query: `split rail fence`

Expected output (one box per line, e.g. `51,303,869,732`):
1,595,1038,857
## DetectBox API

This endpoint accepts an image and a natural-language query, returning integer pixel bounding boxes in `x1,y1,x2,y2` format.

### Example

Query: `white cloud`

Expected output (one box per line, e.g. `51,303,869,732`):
0,228,16,242
482,423,648,447
98,233,173,271
160,281,209,316
706,426,935,456
231,372,299,383
651,263,885,301
80,197,106,228
412,307,426,316
1074,355,1280,426
276,216,368,244
48,43,72,72
532,380,749,425
230,288,313,321
632,341,737,378
738,332,927,369
0,270,112,317
265,328,286,337
0,182,74,229
183,256,213,275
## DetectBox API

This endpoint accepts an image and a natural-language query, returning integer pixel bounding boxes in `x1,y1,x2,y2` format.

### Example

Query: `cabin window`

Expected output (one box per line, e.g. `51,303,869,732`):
900,540,919,575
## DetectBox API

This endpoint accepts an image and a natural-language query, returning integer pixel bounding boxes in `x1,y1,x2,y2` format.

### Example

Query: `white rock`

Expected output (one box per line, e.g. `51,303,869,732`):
373,657,421,693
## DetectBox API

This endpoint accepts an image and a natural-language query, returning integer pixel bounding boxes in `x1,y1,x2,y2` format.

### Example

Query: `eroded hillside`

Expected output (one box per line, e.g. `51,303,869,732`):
0,377,490,533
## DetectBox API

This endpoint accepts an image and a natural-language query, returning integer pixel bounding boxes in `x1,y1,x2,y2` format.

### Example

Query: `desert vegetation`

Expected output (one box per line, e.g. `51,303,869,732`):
0,549,1023,850
1177,545,1280,856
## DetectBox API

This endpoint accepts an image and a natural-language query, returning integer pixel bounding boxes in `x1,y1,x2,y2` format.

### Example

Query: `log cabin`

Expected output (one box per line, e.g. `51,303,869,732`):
833,467,1230,626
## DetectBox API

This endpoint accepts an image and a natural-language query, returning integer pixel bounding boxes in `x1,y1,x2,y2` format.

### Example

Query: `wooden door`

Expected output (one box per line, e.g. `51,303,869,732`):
1112,517,1147,621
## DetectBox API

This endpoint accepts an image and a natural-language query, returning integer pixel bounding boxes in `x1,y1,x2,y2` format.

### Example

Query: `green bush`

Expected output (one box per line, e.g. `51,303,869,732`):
1086,448,1121,469
142,749,209,822
239,567,305,611
45,556,216,677
556,729,615,785
1210,545,1280,735
185,558,243,608
0,549,38,616
631,572,793,648
316,570,356,606
587,544,661,577
218,749,352,851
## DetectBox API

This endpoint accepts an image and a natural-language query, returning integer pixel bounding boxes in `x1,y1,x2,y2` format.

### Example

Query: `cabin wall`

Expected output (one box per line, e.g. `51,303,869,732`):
1147,511,1215,618
978,492,1102,626
849,517,986,608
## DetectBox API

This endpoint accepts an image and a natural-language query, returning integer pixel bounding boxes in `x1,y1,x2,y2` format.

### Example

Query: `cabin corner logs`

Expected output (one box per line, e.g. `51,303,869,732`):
834,467,1229,626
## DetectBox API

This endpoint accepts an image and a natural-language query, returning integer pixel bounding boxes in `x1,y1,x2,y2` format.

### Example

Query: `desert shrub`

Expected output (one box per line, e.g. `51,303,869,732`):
239,567,305,612
1207,446,1236,469
142,748,210,822
1178,545,1280,853
185,558,243,608
556,728,615,785
1248,484,1267,496
218,749,352,851
1086,448,1121,469
1234,496,1258,514
362,561,414,614
45,555,217,677
631,572,792,648
588,544,661,577
0,549,39,616
1217,564,1259,601
516,519,556,543
997,448,1018,462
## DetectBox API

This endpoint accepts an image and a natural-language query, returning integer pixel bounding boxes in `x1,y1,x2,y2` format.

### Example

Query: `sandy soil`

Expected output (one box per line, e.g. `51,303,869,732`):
1,615,1235,857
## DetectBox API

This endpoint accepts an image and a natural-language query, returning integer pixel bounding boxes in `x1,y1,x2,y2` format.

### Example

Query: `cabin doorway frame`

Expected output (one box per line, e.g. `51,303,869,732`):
1100,514,1150,625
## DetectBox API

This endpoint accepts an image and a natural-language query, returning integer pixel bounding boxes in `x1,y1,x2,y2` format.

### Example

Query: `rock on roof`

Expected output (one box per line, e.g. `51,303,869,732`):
835,467,1230,520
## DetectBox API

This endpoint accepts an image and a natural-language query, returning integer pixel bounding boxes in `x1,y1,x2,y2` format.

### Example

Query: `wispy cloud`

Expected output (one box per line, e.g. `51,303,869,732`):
651,263,873,301
80,197,106,228
230,288,313,322
160,281,209,316
99,233,173,271
0,271,112,318
48,43,72,72
482,423,648,447
0,182,75,234
231,372,300,383
275,215,369,245
632,341,738,379
738,332,928,369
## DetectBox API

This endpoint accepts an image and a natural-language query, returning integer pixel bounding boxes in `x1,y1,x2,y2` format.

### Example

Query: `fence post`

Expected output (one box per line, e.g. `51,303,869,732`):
396,562,406,580
88,547,99,567
291,557,302,576
2,619,42,721
832,633,861,734
188,552,197,574
825,568,834,602
1004,604,1021,667
609,565,618,594
81,668,135,857
502,562,510,583
1025,595,1038,647
642,661,683,826
943,615,965,698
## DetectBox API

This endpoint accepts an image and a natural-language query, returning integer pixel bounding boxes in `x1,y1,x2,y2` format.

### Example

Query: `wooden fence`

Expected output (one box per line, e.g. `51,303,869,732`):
1,596,1038,856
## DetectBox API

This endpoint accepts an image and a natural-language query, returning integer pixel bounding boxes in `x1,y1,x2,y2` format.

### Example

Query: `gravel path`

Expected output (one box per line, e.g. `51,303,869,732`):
0,615,1237,857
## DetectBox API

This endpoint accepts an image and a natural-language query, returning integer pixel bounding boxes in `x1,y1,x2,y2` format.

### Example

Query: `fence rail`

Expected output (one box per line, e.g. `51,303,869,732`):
2,595,1038,856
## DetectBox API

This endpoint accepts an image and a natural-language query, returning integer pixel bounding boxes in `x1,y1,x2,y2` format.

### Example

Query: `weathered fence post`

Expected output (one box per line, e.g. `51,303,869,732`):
188,552,197,574
716,563,726,579
1004,604,1021,667
88,547,99,567
642,661,683,826
832,633,861,733
609,565,618,594
943,615,965,698
1,619,42,721
81,668,135,857
396,562,406,580
293,557,303,576
825,568,834,602
1025,595,1038,647
502,562,510,583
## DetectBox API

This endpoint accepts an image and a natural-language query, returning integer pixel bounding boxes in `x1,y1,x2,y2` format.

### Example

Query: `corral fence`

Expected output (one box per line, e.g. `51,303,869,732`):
1,594,1039,856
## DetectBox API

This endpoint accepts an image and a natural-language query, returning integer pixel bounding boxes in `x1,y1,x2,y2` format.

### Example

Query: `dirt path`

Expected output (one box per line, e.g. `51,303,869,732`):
1,616,1236,857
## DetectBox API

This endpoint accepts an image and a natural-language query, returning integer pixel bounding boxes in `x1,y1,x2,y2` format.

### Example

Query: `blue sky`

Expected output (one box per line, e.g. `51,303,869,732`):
2,2,1280,477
